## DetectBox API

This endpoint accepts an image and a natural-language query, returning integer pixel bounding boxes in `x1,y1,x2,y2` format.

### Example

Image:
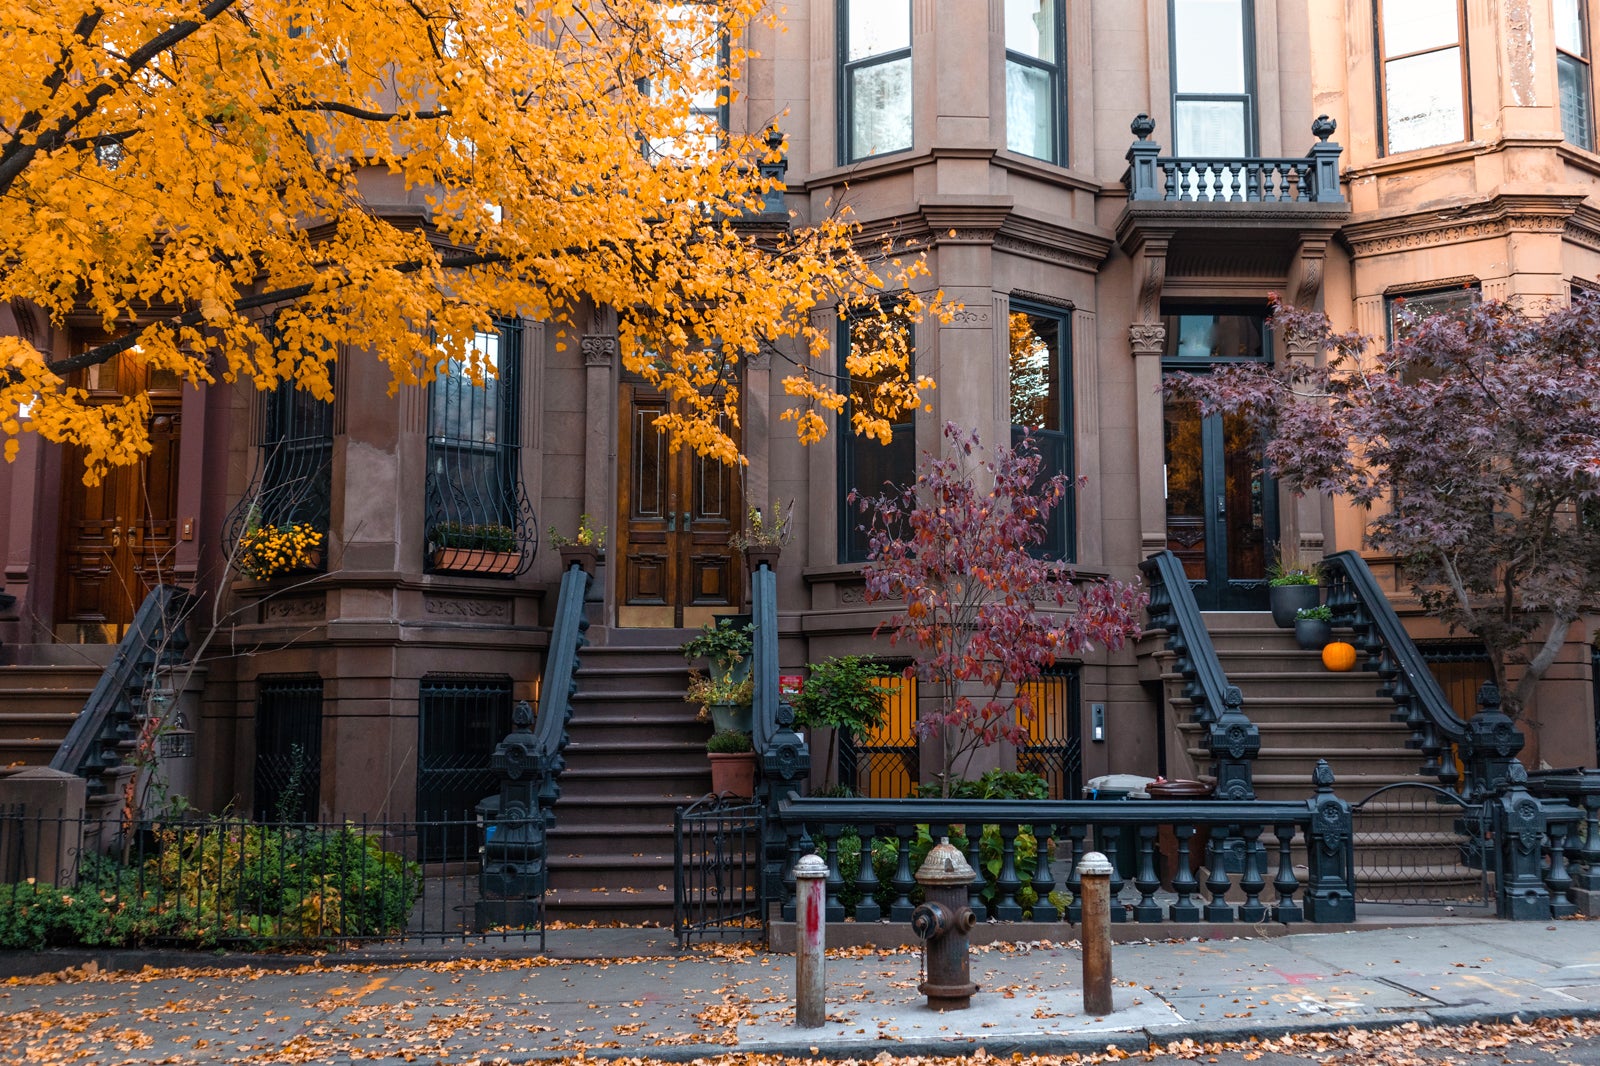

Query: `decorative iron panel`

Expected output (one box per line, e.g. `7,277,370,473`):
838,671,918,798
417,674,513,861
424,322,536,575
223,376,333,572
1350,782,1491,908
1017,666,1083,800
674,795,765,945
254,676,324,823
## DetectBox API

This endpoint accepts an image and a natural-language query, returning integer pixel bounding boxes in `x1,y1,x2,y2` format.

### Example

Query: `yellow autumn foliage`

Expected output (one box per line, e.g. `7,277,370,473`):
0,0,944,483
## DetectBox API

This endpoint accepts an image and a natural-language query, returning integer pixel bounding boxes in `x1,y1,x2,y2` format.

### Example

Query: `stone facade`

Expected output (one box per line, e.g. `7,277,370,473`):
1,0,1596,814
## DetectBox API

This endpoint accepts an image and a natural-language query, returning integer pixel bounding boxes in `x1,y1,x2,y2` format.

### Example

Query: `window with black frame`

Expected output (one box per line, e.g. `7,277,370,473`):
1170,0,1255,156
839,0,912,163
1005,0,1065,164
644,3,727,163
1557,0,1594,151
1385,283,1480,343
837,314,916,564
425,321,530,575
1008,302,1075,559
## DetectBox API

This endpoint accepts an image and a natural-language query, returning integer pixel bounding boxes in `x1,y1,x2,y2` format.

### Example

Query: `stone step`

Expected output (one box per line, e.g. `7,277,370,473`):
555,766,711,800
0,710,82,741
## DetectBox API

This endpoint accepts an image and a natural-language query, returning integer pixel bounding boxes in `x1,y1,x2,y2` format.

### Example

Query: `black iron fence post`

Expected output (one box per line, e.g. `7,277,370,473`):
1491,763,1554,920
1462,683,1526,800
1302,760,1355,923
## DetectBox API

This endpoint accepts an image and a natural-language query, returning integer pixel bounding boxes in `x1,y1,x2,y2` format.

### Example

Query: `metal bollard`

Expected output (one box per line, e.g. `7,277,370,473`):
1079,850,1114,1015
794,853,829,1027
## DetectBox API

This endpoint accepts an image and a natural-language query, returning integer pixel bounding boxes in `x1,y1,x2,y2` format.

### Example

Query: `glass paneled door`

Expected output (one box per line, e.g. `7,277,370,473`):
1161,311,1275,611
1162,398,1273,610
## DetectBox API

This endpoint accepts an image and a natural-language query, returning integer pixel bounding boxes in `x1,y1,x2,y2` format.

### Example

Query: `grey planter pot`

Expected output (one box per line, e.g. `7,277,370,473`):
1294,618,1332,650
1270,584,1321,628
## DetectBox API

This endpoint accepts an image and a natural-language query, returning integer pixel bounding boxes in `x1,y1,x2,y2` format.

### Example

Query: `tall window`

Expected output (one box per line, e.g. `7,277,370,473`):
1558,0,1593,151
646,4,726,162
425,321,524,565
1170,0,1255,155
1377,0,1468,154
1005,0,1065,163
839,0,912,162
838,316,915,563
1008,303,1074,559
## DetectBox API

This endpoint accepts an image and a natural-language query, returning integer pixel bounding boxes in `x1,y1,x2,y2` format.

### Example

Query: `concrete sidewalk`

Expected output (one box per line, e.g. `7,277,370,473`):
3,920,1599,1064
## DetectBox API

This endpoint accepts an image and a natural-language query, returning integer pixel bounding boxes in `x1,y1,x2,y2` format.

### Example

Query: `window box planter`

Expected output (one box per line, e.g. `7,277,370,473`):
429,547,521,575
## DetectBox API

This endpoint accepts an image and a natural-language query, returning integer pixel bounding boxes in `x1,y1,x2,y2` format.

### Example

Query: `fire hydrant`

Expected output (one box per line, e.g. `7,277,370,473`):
911,838,978,1010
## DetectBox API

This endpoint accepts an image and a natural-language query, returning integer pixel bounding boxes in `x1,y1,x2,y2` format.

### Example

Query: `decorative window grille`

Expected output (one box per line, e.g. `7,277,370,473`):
838,671,918,798
1008,302,1075,560
1015,666,1083,799
254,676,324,823
424,321,535,575
417,674,514,859
1005,0,1065,163
839,0,912,162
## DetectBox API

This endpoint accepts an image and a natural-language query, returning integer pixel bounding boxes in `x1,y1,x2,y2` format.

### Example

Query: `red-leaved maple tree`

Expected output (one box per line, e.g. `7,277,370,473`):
1168,299,1600,718
854,424,1146,796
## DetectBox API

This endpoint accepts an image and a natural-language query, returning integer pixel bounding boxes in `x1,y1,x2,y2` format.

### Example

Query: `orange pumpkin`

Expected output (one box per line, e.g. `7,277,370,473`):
1322,641,1357,672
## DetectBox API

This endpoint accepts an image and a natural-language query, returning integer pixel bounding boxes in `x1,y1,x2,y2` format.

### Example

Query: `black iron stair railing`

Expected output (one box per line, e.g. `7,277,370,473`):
1140,550,1258,799
749,553,809,902
475,559,590,942
1320,550,1524,799
50,585,192,801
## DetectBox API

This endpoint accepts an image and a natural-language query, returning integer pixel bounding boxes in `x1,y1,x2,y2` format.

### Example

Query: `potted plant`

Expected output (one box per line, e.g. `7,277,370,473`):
547,513,606,574
790,655,891,785
706,728,757,798
729,499,793,572
1268,551,1321,628
686,671,754,732
1294,603,1334,650
428,521,520,574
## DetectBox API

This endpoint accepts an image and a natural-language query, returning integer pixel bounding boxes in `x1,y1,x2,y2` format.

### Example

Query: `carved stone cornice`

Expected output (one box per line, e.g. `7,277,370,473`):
1342,192,1586,259
1563,202,1600,254
580,335,616,368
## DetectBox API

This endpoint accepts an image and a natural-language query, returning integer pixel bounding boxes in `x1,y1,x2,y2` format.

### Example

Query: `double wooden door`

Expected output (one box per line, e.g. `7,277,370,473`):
616,384,740,628
55,338,184,641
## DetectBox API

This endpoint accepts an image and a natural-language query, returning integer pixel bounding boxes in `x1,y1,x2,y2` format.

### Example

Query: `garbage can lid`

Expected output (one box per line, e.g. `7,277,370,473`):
1146,778,1214,799
1085,773,1156,799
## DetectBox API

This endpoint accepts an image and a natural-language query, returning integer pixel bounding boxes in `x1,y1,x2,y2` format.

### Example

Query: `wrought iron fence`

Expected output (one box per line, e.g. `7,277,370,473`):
254,675,324,823
1349,782,1491,907
0,810,543,950
417,675,513,860
675,795,764,945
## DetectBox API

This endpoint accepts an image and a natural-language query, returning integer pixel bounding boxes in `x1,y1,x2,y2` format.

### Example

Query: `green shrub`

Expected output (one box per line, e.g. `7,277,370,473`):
0,820,421,949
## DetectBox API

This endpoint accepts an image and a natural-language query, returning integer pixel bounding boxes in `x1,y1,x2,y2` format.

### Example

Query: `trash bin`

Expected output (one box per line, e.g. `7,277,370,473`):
1084,774,1155,879
1145,778,1214,889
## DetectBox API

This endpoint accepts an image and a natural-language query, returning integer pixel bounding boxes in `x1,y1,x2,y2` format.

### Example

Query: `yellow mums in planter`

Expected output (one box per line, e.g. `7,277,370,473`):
237,523,324,581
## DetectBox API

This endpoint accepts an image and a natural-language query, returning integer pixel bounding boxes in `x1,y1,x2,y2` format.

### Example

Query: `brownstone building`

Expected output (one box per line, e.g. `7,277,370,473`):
1,1,1596,914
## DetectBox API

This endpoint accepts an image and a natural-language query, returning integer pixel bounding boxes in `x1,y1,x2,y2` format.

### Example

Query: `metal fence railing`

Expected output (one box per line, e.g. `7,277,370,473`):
0,810,544,951
674,795,764,945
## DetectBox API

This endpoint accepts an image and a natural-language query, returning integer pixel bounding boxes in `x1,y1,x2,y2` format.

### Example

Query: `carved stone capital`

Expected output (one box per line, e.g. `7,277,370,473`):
1128,322,1166,356
580,335,616,368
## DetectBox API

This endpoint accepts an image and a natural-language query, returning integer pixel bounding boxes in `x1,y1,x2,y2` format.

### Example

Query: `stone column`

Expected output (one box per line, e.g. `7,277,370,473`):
1128,232,1171,557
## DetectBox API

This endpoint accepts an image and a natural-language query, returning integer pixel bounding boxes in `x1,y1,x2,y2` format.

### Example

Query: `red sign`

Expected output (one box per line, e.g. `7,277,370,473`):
779,674,804,697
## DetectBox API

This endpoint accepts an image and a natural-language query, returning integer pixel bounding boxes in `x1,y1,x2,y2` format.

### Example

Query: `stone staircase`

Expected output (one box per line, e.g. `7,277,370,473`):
544,635,713,925
0,645,111,779
1145,612,1484,903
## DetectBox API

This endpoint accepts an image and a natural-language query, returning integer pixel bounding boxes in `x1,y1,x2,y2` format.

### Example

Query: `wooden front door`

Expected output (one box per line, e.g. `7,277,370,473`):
56,336,184,641
616,383,741,628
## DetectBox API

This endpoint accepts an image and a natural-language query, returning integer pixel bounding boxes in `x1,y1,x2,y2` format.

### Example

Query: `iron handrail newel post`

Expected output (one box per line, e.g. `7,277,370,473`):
749,555,808,911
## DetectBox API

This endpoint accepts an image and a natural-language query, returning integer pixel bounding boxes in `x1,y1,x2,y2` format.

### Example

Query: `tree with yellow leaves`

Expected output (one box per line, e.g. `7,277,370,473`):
1,0,941,482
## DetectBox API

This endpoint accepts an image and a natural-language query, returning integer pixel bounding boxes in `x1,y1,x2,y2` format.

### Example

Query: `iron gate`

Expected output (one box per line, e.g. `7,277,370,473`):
254,676,324,822
838,672,919,798
417,674,513,861
674,795,764,945
1017,666,1083,799
1351,782,1491,908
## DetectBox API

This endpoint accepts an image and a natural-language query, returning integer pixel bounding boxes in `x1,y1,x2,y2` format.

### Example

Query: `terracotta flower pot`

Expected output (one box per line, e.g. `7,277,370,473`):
708,751,757,798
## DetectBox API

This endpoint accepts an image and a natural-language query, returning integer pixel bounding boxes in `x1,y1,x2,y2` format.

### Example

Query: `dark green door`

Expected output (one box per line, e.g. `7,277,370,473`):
1162,394,1275,611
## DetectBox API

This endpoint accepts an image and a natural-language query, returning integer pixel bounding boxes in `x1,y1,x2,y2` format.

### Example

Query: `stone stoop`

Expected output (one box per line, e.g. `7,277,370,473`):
0,646,114,780
543,636,713,926
1142,613,1482,902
